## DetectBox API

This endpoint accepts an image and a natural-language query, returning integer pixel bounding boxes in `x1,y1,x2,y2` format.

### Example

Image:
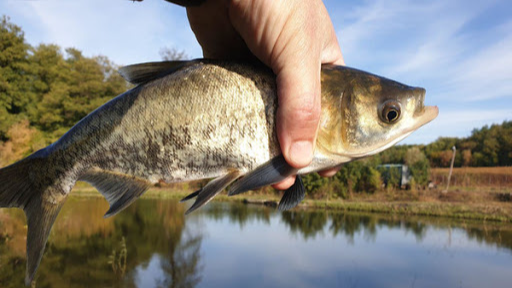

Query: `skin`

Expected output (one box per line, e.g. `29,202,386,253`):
184,0,345,189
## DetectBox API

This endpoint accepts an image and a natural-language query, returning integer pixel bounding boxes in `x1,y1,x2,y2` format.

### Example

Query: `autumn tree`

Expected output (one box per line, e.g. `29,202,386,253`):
160,47,188,61
0,16,33,139
0,16,129,163
405,147,430,187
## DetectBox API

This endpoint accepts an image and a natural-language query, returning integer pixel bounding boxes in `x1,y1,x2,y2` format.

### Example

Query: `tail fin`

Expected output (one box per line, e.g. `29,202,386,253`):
0,153,68,286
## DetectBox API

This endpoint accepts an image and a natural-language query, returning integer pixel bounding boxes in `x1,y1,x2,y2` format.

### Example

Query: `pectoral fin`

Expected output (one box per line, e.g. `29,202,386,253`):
278,175,306,211
228,155,297,196
79,169,151,218
185,170,241,215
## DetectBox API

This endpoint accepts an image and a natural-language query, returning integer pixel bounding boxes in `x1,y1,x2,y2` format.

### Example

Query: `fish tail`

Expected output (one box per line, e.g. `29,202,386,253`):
0,150,69,286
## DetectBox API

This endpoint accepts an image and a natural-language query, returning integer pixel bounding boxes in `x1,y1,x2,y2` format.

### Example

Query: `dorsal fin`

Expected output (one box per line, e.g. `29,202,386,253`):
118,60,192,85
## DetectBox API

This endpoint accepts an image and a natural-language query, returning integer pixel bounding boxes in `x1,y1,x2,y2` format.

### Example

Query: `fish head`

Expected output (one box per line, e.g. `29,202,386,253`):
317,65,438,160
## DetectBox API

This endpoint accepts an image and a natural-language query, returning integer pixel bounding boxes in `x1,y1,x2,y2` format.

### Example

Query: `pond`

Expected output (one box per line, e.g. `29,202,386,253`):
1,197,511,288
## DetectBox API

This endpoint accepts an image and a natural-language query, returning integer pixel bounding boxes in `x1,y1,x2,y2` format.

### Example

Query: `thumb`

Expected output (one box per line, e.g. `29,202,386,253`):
276,59,321,168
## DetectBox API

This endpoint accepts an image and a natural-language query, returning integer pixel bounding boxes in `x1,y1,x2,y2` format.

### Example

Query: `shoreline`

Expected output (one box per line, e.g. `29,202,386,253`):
71,187,512,223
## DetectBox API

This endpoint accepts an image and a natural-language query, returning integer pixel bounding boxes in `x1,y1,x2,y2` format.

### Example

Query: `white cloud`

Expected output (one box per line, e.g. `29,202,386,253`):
448,29,512,101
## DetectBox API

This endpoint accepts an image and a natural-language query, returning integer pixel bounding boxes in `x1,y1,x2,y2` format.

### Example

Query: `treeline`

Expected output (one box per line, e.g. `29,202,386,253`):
368,121,512,169
0,16,129,165
425,121,512,167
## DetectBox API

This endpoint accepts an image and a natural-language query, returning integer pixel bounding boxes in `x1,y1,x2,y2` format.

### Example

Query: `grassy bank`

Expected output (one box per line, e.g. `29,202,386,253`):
72,184,512,223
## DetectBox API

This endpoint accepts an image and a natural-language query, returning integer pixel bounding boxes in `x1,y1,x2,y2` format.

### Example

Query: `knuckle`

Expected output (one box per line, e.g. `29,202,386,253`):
290,101,321,125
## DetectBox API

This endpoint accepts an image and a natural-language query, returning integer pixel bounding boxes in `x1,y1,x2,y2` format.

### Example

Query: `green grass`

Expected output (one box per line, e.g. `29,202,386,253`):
302,200,511,222
71,187,512,223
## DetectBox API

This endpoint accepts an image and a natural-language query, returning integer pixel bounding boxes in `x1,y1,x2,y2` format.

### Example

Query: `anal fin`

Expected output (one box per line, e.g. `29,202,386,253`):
185,170,241,215
228,155,297,196
79,169,151,218
278,175,306,211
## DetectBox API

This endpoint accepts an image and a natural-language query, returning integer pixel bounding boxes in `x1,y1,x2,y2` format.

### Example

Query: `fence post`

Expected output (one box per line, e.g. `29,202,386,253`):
443,146,456,193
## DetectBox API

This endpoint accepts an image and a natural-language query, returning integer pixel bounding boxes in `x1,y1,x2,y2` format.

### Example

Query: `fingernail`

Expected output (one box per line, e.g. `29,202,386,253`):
289,141,313,167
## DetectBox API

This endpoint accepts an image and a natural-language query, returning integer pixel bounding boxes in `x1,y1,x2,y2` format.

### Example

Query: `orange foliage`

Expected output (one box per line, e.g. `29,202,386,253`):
0,120,42,166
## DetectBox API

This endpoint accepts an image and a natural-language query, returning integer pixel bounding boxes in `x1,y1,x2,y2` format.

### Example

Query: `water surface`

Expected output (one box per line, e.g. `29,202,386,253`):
1,197,511,288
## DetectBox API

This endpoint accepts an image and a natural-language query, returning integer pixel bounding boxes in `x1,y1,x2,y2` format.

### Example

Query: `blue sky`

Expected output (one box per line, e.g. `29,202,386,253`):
1,0,511,144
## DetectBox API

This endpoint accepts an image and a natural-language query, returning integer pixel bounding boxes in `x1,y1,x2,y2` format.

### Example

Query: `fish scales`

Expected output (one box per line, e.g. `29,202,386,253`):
51,62,280,185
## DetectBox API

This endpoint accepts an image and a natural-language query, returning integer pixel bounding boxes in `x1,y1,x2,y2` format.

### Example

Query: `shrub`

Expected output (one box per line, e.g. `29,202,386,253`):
356,166,382,193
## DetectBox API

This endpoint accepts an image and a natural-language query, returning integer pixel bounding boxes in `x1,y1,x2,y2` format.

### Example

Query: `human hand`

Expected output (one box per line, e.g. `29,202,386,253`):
185,0,345,188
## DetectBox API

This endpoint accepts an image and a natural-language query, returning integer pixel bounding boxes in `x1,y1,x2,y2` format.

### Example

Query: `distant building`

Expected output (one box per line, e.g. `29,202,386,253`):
377,164,411,188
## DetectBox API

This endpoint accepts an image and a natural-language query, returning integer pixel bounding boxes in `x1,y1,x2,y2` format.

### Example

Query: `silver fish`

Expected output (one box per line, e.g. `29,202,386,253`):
0,59,438,285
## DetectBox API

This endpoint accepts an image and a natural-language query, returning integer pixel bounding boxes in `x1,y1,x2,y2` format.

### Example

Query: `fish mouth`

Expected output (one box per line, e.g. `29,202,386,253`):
411,105,439,131
383,105,439,149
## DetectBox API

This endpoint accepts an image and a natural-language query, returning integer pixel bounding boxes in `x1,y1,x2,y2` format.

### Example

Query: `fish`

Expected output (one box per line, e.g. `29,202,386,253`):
0,59,438,285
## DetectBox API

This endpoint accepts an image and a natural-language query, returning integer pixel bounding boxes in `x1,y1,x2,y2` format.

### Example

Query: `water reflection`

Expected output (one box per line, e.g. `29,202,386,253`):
157,231,202,288
0,198,203,288
281,211,328,240
277,208,512,250
1,198,511,288
200,203,272,228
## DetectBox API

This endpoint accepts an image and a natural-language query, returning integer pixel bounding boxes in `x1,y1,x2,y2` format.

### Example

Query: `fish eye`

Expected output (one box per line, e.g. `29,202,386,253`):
380,101,401,124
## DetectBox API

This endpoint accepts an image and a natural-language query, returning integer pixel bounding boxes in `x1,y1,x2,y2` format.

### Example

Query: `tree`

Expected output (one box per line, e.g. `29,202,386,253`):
356,165,381,193
160,47,188,61
0,17,130,164
481,133,499,166
404,147,430,187
0,16,33,139
28,45,128,138
461,149,472,167
497,121,512,166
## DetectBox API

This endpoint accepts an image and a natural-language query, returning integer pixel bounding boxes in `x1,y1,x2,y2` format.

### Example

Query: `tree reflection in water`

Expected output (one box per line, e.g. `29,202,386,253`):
281,211,328,240
199,203,512,253
200,202,272,228
0,197,203,288
157,230,202,288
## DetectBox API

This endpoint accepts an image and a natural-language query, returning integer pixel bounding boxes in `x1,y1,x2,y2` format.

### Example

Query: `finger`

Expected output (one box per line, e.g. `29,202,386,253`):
318,167,341,177
276,62,321,169
272,175,296,190
271,1,342,169
229,0,344,171
186,1,251,59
